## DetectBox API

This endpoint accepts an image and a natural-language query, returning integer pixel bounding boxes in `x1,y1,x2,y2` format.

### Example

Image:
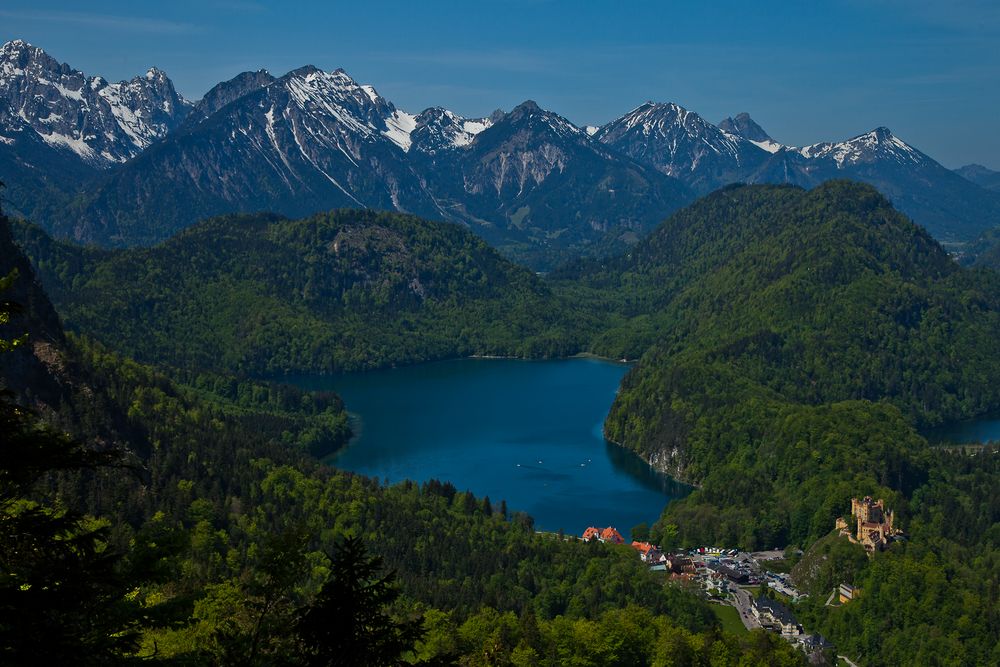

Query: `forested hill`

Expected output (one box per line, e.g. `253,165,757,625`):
559,181,1000,431
966,226,1000,271
567,182,1000,663
0,213,67,404
14,208,587,375
1,212,809,664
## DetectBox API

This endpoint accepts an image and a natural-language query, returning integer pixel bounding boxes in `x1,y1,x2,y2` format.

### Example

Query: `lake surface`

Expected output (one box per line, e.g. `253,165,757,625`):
288,358,688,539
923,413,1000,445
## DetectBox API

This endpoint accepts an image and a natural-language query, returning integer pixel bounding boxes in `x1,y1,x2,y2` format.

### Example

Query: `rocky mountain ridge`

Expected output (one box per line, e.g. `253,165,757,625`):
2,39,998,266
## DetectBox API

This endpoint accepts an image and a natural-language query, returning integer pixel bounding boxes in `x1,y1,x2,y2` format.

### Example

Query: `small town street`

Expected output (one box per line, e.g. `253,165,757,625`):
730,587,761,631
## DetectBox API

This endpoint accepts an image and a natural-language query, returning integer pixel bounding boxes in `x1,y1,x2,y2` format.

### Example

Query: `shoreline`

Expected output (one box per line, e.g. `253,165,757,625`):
468,351,634,364
273,351,636,382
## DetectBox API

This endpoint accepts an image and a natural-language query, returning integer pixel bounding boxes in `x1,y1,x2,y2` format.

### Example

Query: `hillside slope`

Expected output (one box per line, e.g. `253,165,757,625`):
560,182,1000,432
565,182,1000,663
2,213,780,666
14,209,587,375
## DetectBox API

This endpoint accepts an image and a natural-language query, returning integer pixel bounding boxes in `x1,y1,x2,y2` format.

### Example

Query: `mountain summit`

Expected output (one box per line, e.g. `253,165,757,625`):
596,102,769,193
0,39,190,166
2,38,999,262
718,112,773,143
8,51,689,266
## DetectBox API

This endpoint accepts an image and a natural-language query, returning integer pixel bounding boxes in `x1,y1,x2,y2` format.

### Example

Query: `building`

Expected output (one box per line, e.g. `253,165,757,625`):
838,583,857,604
752,594,802,637
665,554,695,575
631,540,654,558
582,526,625,544
836,496,899,552
718,563,750,585
796,634,835,664
704,571,728,595
600,526,625,544
631,541,667,564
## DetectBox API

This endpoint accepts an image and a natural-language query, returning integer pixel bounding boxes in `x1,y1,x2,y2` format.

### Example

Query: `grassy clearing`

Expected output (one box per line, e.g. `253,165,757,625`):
711,603,749,635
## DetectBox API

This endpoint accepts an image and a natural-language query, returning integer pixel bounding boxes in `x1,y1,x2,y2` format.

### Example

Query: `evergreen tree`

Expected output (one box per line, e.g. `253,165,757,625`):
0,275,135,663
295,536,424,666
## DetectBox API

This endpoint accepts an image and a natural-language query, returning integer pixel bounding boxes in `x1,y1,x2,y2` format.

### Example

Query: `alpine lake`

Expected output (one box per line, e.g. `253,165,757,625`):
922,412,1000,446
288,357,689,540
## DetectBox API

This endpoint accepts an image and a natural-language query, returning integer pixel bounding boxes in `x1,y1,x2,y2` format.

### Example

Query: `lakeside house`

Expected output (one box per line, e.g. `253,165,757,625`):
581,526,624,544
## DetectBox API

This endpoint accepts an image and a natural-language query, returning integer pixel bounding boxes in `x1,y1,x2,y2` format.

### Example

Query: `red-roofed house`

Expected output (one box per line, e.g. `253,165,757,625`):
600,527,625,544
631,541,654,555
631,541,666,563
583,526,626,544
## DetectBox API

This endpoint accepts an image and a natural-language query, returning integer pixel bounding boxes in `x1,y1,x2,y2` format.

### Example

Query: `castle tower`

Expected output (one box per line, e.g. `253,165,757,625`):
840,496,896,553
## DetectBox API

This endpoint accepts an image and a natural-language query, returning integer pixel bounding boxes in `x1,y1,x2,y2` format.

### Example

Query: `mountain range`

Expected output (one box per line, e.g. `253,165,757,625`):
955,163,1000,192
2,39,999,268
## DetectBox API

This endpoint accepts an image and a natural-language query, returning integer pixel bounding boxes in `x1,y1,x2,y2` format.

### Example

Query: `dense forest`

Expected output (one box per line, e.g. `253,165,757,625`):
5,181,1000,664
562,182,1000,664
965,226,1000,270
0,212,803,664
11,209,590,375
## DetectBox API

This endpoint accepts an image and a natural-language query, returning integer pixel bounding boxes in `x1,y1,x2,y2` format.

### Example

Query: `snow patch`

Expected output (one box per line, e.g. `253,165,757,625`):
98,83,154,151
40,131,97,161
750,138,783,154
462,118,492,136
383,108,416,151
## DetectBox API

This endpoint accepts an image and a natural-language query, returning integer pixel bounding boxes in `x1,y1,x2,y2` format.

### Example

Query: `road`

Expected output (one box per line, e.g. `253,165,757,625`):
730,587,761,630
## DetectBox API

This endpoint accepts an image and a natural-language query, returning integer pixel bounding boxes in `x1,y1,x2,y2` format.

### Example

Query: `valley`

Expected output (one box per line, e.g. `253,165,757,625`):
2,20,1000,666
5,179,1000,663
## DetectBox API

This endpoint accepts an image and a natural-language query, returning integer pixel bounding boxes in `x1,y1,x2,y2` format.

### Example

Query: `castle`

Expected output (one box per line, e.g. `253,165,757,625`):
835,496,899,552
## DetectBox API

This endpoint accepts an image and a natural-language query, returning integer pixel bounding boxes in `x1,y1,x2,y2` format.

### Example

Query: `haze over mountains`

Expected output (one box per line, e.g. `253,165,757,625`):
955,163,1000,192
2,39,999,268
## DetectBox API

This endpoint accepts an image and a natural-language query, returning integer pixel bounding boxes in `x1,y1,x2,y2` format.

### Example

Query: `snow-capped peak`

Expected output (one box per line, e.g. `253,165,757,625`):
506,100,583,137
596,101,752,171
601,101,723,141
143,67,174,88
409,106,496,154
0,39,44,60
796,127,924,167
0,39,191,166
278,65,427,151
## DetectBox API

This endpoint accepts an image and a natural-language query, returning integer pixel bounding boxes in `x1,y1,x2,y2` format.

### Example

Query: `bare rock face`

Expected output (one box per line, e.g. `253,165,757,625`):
718,112,773,143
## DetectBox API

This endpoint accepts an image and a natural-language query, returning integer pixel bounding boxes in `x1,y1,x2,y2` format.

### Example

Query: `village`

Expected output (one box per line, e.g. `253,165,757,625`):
581,497,901,664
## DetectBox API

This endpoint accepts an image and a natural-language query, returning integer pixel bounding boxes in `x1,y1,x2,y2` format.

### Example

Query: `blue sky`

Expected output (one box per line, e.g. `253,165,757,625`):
2,0,998,168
